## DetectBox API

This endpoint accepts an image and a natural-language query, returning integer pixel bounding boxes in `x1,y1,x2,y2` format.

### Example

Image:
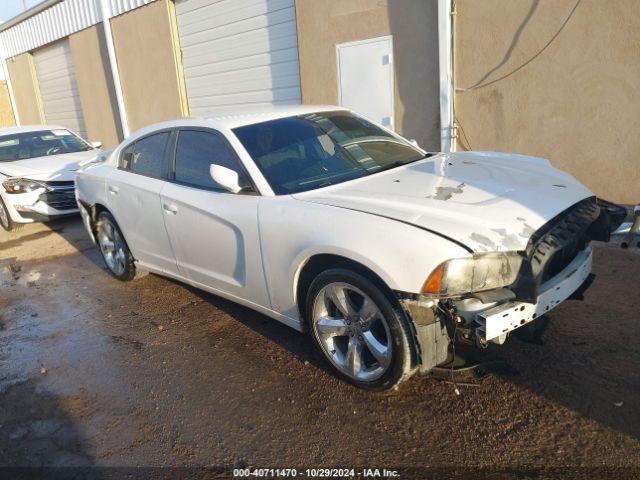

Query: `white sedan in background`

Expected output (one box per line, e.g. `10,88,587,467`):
0,125,101,231
75,106,625,390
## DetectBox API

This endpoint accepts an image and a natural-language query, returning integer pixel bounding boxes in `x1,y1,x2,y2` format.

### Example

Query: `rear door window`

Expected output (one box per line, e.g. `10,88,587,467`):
121,132,170,179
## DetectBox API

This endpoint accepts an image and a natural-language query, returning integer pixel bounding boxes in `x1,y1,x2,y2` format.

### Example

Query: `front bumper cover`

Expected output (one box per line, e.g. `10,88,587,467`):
477,246,592,342
3,184,78,224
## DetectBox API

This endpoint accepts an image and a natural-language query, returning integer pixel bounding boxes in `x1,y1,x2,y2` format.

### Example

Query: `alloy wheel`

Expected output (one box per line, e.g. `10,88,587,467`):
311,282,392,382
97,218,127,276
0,201,9,229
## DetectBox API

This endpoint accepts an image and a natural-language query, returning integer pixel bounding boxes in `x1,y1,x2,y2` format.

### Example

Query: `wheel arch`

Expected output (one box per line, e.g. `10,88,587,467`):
83,202,134,256
294,253,420,369
81,201,109,234
294,253,400,324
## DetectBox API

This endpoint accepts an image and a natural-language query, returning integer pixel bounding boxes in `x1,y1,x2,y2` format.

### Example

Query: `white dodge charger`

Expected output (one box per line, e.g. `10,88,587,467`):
0,125,101,231
75,106,625,390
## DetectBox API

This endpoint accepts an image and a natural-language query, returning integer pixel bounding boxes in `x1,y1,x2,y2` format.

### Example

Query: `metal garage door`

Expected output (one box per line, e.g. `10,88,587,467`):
33,39,87,139
175,0,302,116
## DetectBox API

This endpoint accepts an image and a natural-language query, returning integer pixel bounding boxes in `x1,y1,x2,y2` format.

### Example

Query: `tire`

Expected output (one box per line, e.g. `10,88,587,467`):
95,211,136,281
0,196,15,231
305,268,415,391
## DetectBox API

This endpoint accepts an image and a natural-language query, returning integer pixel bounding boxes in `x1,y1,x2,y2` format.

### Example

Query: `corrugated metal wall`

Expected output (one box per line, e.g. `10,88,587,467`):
33,39,87,138
175,0,302,116
0,0,156,59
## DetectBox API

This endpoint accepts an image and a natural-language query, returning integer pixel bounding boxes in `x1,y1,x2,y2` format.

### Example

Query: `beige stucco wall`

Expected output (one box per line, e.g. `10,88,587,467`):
456,0,640,204
295,0,440,150
68,24,123,148
110,0,184,134
0,81,16,127
5,53,44,125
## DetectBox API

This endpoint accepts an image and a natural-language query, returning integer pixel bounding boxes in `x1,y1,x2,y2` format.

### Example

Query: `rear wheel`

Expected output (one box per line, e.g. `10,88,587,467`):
0,197,15,231
306,268,415,391
96,211,136,281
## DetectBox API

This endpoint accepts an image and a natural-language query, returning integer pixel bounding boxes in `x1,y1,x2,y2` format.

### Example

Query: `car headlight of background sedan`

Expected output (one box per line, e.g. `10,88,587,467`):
2,178,47,194
422,252,523,297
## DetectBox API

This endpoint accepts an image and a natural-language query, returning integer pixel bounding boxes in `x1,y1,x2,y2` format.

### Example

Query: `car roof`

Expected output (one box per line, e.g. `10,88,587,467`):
204,104,345,128
0,125,68,135
127,105,348,141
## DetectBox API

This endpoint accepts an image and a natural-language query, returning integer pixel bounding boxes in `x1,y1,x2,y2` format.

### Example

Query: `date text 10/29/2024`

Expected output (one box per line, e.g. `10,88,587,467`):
233,468,400,478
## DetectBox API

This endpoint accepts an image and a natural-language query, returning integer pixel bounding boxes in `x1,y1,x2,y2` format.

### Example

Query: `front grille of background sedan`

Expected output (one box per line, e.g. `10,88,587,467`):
38,181,77,211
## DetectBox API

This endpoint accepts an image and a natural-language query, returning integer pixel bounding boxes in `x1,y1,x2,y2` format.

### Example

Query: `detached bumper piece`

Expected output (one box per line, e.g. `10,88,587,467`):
617,205,640,249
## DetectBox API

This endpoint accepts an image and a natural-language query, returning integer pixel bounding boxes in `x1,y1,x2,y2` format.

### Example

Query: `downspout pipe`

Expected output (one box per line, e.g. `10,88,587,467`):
437,0,456,152
98,0,129,138
0,40,21,126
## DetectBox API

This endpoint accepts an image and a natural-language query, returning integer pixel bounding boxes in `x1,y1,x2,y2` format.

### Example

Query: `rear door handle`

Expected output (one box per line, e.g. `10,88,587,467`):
108,185,119,195
163,203,178,215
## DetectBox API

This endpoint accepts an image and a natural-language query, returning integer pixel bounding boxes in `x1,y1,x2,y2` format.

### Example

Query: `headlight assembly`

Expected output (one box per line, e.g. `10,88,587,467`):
2,178,47,194
422,252,523,298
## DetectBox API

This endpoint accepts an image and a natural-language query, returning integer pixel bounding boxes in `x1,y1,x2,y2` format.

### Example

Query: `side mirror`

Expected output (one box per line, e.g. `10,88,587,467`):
210,164,242,194
90,141,103,149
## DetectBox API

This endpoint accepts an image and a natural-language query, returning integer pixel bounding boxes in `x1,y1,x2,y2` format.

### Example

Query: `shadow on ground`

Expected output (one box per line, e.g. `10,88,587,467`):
0,379,95,468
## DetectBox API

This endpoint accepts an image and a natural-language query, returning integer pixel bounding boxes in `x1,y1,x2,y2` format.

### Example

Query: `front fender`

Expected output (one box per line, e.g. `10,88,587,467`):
258,197,470,322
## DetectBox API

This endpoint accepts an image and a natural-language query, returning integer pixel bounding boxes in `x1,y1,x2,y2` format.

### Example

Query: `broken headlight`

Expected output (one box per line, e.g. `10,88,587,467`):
421,252,523,297
2,178,46,194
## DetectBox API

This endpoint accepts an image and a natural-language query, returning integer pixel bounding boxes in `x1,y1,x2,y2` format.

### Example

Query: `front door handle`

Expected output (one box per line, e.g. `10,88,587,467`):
162,203,178,215
108,185,119,195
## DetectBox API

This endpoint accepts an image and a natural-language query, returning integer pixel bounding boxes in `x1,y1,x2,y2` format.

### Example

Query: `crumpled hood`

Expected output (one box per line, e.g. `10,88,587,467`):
294,151,594,252
0,150,98,181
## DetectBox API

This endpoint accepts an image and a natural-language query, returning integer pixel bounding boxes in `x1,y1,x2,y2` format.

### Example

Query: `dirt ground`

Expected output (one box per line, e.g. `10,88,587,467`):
0,217,639,476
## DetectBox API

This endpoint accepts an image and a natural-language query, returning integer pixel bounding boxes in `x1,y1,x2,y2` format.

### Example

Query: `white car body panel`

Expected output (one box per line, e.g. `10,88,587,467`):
295,151,594,253
159,182,270,309
0,151,90,222
75,106,597,334
105,167,178,275
257,196,469,322
0,125,99,224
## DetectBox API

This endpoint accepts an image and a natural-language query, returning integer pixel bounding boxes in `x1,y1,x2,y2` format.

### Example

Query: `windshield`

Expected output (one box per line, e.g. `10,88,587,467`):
0,129,93,162
233,111,426,194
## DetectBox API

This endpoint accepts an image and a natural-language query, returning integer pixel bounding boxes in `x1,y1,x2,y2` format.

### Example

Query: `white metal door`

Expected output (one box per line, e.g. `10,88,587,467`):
175,0,302,116
160,183,269,306
33,39,87,139
107,169,179,276
337,36,395,130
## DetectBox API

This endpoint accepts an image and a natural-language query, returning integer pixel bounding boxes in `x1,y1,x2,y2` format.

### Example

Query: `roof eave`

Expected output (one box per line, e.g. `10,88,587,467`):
0,0,62,33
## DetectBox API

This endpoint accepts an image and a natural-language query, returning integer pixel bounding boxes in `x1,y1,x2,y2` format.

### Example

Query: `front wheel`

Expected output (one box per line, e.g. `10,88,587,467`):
96,211,136,281
306,269,416,391
0,196,15,231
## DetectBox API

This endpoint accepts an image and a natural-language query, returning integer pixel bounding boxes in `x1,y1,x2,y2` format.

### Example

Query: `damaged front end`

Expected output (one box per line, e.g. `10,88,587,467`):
398,197,626,373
